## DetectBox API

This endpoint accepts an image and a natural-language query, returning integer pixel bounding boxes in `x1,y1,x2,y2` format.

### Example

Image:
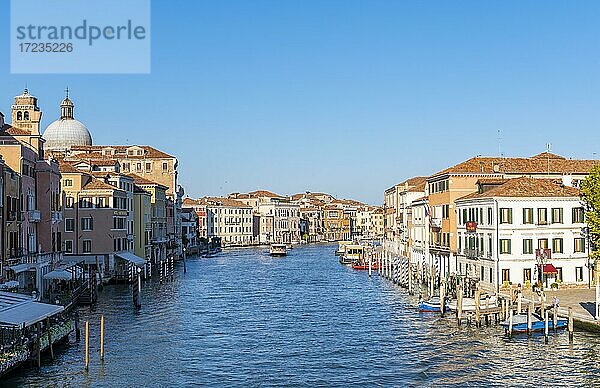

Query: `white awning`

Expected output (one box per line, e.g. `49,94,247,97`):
0,291,64,327
115,252,146,267
9,264,31,274
44,270,73,281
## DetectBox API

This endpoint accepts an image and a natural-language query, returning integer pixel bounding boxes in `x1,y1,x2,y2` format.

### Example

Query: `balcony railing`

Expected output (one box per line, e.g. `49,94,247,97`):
28,210,41,222
464,248,484,259
52,211,63,223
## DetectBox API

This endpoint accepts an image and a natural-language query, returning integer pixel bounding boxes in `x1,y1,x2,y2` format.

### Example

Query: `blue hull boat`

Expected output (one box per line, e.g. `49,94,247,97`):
419,297,450,313
500,313,568,334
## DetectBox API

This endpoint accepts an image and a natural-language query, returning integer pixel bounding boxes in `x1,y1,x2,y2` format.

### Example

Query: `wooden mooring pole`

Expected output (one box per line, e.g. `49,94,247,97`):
527,301,533,336
457,284,463,326
47,318,54,360
36,322,41,369
85,321,90,371
368,255,372,277
475,284,481,327
553,304,558,332
507,308,513,337
440,281,446,317
544,310,549,344
568,307,574,343
100,315,105,362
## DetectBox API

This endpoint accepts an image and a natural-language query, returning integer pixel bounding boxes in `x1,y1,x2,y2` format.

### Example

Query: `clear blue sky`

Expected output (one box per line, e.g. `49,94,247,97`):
1,1,599,204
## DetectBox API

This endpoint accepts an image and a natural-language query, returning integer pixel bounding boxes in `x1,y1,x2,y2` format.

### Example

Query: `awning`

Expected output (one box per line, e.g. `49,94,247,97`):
43,269,72,281
9,264,31,274
0,291,64,327
115,252,146,267
539,264,558,274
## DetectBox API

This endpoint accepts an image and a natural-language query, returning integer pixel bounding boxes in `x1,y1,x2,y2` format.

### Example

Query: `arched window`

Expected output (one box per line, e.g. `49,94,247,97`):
16,111,22,120
23,111,30,120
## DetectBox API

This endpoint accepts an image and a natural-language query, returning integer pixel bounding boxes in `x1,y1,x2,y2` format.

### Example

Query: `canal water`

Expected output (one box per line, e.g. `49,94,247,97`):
6,243,600,386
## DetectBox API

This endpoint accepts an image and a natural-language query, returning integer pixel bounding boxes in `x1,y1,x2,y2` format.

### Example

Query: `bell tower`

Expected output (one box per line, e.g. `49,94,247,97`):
60,87,75,119
11,88,42,135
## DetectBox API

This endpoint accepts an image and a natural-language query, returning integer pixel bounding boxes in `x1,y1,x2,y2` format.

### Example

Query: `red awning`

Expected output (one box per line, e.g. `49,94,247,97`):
539,264,558,274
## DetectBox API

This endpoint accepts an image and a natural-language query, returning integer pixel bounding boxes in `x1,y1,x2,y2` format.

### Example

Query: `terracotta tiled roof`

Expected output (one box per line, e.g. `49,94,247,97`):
126,173,167,188
431,153,600,178
457,177,581,201
477,178,509,185
197,197,252,208
0,124,30,136
58,161,82,174
300,206,320,212
70,145,174,159
82,178,120,191
247,190,282,198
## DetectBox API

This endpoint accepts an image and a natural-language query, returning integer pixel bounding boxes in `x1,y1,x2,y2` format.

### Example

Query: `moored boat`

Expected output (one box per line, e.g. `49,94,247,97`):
419,297,450,313
269,244,287,256
500,313,568,334
351,261,379,270
335,241,352,256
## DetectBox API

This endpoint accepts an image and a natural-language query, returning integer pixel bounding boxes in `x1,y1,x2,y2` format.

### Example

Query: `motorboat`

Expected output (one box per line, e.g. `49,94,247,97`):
500,313,567,334
419,297,450,313
269,244,287,257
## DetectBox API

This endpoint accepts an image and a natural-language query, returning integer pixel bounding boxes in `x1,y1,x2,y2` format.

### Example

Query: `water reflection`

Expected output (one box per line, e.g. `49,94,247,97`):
5,244,600,386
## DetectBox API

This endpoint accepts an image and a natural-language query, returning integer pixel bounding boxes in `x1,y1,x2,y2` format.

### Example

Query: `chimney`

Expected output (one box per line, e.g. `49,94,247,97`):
493,164,500,173
562,174,573,187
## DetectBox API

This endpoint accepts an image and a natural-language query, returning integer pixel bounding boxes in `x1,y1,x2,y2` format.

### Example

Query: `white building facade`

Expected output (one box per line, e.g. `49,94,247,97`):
455,178,589,291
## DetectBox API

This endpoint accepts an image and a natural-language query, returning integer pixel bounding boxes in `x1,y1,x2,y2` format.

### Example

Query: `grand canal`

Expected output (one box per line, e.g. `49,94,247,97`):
6,243,600,386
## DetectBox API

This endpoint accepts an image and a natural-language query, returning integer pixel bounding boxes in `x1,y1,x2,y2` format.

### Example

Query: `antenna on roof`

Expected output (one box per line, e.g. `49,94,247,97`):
497,129,504,157
546,143,552,175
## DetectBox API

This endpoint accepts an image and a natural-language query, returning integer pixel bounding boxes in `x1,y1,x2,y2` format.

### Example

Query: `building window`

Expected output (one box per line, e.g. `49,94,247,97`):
163,162,168,171
24,111,30,120
65,196,75,209
64,179,73,187
136,163,142,171
523,239,533,254
523,268,531,283
573,207,585,224
16,111,22,120
538,238,548,250
576,267,584,282
523,208,533,224
500,239,511,254
64,240,73,254
145,162,152,171
552,238,564,253
123,162,130,172
480,266,485,281
80,198,93,208
487,208,493,225
551,208,563,224
556,267,563,282
442,205,450,219
83,240,92,253
502,269,510,283
65,218,75,232
81,217,94,231
574,238,585,253
97,197,108,208
500,208,512,224
538,208,548,225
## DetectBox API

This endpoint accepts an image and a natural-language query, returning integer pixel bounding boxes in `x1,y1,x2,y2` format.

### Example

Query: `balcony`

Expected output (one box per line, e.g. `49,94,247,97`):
28,210,41,222
51,211,63,223
464,248,484,259
430,217,442,229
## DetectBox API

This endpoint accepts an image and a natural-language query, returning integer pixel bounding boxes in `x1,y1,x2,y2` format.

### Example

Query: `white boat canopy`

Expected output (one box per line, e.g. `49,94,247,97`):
115,252,146,267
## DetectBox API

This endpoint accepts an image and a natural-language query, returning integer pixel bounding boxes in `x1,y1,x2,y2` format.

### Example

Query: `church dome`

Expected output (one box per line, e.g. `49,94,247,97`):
43,119,92,150
42,91,93,151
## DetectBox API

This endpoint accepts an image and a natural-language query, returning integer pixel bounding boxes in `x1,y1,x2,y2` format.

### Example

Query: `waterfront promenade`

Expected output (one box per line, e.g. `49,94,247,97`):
6,244,600,386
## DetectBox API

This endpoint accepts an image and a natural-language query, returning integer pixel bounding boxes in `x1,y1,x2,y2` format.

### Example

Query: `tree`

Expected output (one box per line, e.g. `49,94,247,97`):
581,165,600,279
